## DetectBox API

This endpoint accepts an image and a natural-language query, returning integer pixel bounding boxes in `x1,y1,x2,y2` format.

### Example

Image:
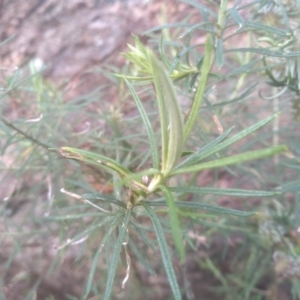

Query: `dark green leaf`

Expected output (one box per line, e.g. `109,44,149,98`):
216,38,224,69
84,214,124,298
142,202,182,300
160,185,185,262
169,186,280,197
175,127,234,170
81,193,127,209
228,8,245,29
246,21,291,36
128,239,156,275
103,209,132,300
125,79,160,169
225,48,300,58
145,200,255,217
184,35,212,143
172,145,287,175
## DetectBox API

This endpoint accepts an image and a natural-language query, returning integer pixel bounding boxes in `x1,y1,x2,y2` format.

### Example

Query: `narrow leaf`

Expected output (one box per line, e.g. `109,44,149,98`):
246,21,290,36
141,202,182,300
184,35,212,143
113,74,152,82
179,22,215,38
215,38,224,69
149,50,184,175
125,79,159,169
228,58,262,76
143,22,191,35
130,221,156,251
169,186,281,197
60,147,131,178
45,213,104,220
145,200,255,217
148,53,168,173
211,83,257,107
72,218,113,242
228,8,245,29
60,147,147,192
0,35,15,48
281,181,300,192
282,163,300,171
128,239,156,275
225,48,300,58
181,114,280,165
181,0,217,17
81,193,127,209
103,209,132,300
84,215,124,298
160,185,185,263
171,145,287,175
159,35,171,68
174,127,234,170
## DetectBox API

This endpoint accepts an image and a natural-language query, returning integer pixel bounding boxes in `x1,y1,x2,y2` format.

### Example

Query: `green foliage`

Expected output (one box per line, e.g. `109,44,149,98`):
58,31,286,300
1,1,300,300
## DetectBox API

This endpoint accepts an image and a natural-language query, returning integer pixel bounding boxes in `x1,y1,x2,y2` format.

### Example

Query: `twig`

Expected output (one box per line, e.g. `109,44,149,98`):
1,116,51,150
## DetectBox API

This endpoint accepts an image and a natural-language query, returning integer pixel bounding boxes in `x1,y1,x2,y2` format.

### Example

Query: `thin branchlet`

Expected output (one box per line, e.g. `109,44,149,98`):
1,116,52,150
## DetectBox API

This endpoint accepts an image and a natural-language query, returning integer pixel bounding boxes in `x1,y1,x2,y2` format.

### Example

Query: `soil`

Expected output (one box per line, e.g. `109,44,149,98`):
0,0,199,95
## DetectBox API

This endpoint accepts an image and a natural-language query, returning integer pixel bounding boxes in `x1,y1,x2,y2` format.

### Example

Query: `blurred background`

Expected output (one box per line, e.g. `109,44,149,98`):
1,1,300,300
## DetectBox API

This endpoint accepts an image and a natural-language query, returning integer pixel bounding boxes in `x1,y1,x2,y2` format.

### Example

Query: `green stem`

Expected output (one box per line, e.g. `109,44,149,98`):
217,0,228,35
183,35,213,144
1,116,51,150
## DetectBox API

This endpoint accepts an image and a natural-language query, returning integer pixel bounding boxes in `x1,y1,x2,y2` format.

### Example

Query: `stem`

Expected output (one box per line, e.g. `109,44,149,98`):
183,35,213,144
217,0,228,35
1,116,52,150
272,87,279,165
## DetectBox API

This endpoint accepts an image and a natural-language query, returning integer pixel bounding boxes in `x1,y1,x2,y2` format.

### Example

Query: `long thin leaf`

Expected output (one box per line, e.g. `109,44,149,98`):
60,147,147,192
171,145,287,175
210,83,257,107
149,53,168,173
184,35,212,143
281,181,300,192
149,50,184,175
143,22,192,35
128,239,156,275
72,218,114,243
159,35,172,68
145,200,255,217
59,147,131,177
215,38,224,69
246,21,290,36
180,114,280,165
103,209,132,300
227,58,262,76
81,193,127,209
84,215,124,298
125,79,159,169
169,186,280,197
142,202,182,300
181,0,217,17
225,47,300,58
45,213,105,220
159,185,185,263
0,35,15,48
130,221,156,251
282,162,300,171
174,127,234,170
179,22,215,38
228,7,245,29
